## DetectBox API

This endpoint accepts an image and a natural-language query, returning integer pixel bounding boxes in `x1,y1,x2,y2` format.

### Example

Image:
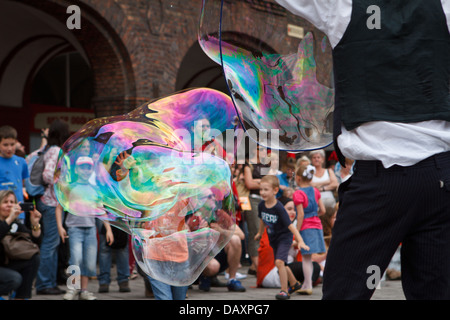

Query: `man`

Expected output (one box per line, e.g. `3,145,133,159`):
275,0,450,299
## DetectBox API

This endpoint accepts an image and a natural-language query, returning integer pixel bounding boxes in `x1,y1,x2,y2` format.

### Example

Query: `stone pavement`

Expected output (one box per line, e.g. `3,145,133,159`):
28,266,405,301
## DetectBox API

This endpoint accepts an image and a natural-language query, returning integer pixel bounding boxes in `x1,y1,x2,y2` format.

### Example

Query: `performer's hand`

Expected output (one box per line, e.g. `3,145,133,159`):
115,151,135,169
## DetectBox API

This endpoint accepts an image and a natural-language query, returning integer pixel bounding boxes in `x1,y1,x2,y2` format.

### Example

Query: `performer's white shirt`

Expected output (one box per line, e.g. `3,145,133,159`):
276,0,450,168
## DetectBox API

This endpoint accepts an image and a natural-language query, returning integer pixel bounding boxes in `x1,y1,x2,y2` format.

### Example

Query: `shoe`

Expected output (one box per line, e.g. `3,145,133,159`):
79,290,97,300
63,289,79,300
130,271,138,280
227,279,246,292
225,272,247,280
98,284,109,293
276,290,290,300
298,288,313,295
288,281,302,294
313,277,322,287
198,275,211,292
36,287,66,295
247,268,257,276
119,281,131,292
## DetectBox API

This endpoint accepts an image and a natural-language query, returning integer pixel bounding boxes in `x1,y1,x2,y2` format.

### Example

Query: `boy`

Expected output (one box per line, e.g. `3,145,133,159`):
0,126,29,221
254,175,309,300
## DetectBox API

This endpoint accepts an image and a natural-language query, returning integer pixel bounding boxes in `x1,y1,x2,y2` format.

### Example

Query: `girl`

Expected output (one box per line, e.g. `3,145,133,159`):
293,164,326,295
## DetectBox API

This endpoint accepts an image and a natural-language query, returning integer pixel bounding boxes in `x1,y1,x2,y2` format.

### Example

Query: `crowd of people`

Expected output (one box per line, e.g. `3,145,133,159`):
230,145,343,300
0,122,137,300
0,120,399,301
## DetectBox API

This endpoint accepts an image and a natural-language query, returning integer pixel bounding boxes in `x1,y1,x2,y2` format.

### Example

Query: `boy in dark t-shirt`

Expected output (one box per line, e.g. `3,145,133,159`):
255,175,309,300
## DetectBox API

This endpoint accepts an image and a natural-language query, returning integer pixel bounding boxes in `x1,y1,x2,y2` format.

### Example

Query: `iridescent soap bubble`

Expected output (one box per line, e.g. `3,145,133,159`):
54,88,238,286
199,0,334,151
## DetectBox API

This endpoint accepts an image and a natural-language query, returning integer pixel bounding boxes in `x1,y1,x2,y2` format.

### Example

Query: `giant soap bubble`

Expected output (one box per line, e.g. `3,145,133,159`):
54,88,239,286
199,0,334,151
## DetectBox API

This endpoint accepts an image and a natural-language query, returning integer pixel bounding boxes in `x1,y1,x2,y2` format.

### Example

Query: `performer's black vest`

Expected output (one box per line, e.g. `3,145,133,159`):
332,0,450,165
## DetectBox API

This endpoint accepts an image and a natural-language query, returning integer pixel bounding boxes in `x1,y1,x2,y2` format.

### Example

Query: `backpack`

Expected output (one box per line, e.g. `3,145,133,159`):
25,146,49,198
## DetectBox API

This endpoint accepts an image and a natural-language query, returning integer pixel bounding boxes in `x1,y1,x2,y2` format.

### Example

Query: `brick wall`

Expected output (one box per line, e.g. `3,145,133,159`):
21,0,332,117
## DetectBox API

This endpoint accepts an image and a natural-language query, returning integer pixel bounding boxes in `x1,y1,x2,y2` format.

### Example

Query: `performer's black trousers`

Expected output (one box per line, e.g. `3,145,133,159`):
322,151,450,300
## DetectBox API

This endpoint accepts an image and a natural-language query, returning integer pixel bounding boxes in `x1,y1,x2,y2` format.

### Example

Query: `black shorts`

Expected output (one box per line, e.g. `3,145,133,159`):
215,249,229,274
270,233,293,263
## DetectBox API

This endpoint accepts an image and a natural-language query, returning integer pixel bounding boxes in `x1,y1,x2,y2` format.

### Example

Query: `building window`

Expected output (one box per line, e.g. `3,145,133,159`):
30,52,94,109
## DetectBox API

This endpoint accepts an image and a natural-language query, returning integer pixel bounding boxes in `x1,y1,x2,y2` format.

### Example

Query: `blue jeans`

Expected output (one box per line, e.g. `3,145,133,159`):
0,267,22,297
148,277,188,300
35,200,60,291
97,222,130,285
0,254,40,299
68,227,97,277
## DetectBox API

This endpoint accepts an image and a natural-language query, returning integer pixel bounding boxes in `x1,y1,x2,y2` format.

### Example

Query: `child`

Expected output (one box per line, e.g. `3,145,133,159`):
56,156,113,300
254,175,309,300
293,164,326,295
0,126,29,222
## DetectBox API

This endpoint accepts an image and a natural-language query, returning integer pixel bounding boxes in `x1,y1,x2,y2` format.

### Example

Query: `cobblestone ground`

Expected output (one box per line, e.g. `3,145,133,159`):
27,266,405,301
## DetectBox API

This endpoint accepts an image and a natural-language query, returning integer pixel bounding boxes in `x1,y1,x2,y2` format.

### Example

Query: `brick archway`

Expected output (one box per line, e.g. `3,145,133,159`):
13,0,138,118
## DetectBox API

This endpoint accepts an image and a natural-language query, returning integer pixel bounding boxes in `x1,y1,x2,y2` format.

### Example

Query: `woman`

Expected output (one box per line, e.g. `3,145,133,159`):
0,190,41,299
309,150,338,211
35,119,70,295
243,143,269,274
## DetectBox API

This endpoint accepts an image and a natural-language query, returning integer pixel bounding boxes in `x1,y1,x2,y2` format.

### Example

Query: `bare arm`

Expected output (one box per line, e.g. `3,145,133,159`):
317,198,326,216
288,223,309,251
102,221,114,245
234,224,245,241
254,219,266,241
56,204,67,243
325,168,339,192
244,166,261,190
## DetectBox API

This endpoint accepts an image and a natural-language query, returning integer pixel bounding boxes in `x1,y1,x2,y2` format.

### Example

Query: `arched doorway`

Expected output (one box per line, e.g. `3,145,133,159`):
175,41,227,93
176,31,277,94
0,0,136,152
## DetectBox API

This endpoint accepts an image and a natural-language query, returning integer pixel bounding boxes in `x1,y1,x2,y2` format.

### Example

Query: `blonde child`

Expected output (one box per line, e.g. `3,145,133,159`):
293,164,326,295
255,175,309,300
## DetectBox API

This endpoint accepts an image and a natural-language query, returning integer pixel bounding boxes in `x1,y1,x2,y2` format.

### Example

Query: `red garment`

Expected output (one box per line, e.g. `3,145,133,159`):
292,188,323,231
256,229,303,287
256,229,274,288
